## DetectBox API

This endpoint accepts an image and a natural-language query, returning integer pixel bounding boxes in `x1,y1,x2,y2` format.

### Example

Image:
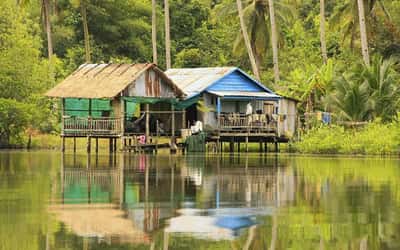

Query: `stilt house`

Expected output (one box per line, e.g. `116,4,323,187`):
165,67,297,139
46,63,185,141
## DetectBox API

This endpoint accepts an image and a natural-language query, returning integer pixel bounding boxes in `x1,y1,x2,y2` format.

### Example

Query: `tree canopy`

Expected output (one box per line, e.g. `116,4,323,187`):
0,0,400,145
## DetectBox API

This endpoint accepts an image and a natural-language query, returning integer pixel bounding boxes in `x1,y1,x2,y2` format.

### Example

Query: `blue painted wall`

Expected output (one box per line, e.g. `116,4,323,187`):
206,70,266,92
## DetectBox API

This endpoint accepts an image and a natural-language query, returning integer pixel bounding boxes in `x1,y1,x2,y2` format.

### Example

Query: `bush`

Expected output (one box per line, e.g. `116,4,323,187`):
294,121,400,155
0,98,32,146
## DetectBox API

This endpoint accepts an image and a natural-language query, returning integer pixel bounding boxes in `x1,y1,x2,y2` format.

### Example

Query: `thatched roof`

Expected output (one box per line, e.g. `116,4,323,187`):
46,63,184,99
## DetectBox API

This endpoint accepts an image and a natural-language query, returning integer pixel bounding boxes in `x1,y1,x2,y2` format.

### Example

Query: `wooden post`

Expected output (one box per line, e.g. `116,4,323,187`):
245,128,249,152
73,137,76,153
264,141,268,153
109,138,113,153
171,103,175,138
237,142,240,153
170,103,177,153
87,136,91,153
182,110,186,129
155,120,159,153
259,140,263,153
275,142,279,153
61,98,65,136
145,104,150,143
217,97,221,130
88,99,92,116
95,138,99,154
113,138,117,152
229,138,234,153
61,98,65,152
120,96,125,149
61,136,65,152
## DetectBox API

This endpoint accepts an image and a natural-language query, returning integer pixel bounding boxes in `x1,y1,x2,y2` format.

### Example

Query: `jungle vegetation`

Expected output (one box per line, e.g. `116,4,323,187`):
0,0,400,151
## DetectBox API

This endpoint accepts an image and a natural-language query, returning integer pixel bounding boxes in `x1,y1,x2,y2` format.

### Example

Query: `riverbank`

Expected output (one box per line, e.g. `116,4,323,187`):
5,121,400,156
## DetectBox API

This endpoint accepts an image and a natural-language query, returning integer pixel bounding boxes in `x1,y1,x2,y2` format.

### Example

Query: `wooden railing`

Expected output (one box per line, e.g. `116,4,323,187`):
63,117,122,136
218,113,277,133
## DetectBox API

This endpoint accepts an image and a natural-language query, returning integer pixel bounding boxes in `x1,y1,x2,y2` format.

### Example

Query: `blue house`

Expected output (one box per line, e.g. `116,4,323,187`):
166,67,297,137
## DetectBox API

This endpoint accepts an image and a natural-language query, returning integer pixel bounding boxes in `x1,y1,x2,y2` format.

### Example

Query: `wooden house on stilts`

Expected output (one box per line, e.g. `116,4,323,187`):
165,67,298,152
46,63,185,152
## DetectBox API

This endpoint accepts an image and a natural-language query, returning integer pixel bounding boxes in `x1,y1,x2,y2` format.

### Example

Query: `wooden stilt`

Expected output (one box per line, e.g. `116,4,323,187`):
109,138,113,153
245,136,249,152
170,103,176,153
87,136,91,153
155,120,159,153
264,141,268,153
275,142,279,153
259,140,263,153
73,137,76,153
237,142,240,153
61,136,66,152
182,110,186,129
145,104,150,143
229,139,234,153
113,138,117,152
95,138,99,154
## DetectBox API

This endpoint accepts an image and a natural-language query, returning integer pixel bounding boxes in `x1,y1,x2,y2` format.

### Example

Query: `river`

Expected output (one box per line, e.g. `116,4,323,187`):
0,151,399,249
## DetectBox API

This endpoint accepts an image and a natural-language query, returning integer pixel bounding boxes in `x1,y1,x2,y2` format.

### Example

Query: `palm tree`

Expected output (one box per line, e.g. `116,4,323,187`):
43,0,53,59
327,57,399,122
331,0,389,51
326,73,373,122
236,0,261,81
268,0,280,83
217,0,292,77
319,0,328,64
164,0,171,69
152,0,158,64
363,56,400,121
19,0,53,59
80,0,91,62
357,0,369,66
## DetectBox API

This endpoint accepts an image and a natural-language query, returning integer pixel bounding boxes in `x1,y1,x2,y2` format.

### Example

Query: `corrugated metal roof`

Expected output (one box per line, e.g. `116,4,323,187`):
46,63,184,99
165,67,275,99
207,91,280,99
165,67,236,98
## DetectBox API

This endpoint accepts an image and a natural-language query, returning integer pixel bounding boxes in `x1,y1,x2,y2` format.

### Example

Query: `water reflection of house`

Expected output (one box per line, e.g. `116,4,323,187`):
180,156,296,208
54,154,297,246
50,204,150,244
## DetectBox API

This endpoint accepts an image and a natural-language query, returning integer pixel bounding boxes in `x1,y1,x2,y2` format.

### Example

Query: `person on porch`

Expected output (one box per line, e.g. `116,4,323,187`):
246,102,253,125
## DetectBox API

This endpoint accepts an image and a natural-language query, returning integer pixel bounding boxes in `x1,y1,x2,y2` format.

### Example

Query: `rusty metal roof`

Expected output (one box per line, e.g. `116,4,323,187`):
165,67,237,98
46,63,184,99
165,67,275,98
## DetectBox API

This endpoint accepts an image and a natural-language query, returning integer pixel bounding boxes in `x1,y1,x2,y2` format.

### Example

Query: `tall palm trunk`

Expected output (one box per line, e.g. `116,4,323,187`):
357,0,370,66
152,0,158,64
236,0,261,81
164,0,171,69
80,0,91,62
43,0,53,59
319,0,328,64
268,0,280,83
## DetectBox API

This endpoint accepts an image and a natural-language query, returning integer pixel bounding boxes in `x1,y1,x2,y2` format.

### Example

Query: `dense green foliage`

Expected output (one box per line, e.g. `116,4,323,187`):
294,120,400,154
0,0,400,149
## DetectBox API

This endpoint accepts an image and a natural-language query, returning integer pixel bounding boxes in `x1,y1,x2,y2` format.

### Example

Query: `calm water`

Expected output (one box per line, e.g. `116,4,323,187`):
0,151,400,250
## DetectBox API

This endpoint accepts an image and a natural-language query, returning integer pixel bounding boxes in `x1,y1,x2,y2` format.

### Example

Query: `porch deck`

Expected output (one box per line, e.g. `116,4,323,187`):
62,117,122,137
218,113,277,134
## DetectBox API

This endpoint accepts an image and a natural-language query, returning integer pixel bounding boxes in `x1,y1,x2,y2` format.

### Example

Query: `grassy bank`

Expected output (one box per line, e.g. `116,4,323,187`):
9,121,400,156
292,121,400,155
